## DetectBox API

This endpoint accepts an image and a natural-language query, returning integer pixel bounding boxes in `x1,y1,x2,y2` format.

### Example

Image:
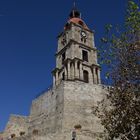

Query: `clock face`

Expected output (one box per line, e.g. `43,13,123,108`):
81,31,87,38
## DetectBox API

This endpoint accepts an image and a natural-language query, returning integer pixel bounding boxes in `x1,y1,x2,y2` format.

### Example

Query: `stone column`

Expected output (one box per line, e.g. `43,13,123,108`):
75,60,78,79
79,62,83,80
93,67,97,84
89,70,93,84
64,65,67,80
98,68,101,84
67,61,71,80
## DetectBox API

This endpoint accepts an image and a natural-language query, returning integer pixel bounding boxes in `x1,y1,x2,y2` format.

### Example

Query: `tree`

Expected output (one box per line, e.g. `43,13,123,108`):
98,1,140,139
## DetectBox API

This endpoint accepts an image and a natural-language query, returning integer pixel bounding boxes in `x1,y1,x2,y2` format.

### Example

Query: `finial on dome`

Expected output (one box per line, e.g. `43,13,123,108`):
69,1,81,19
73,1,76,9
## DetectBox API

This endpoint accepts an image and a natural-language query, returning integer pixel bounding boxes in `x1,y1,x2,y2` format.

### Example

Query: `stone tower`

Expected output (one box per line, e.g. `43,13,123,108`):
52,7,101,86
2,6,108,140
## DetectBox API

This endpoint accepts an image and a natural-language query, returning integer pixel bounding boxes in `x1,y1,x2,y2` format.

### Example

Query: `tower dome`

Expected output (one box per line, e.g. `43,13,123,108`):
64,5,89,30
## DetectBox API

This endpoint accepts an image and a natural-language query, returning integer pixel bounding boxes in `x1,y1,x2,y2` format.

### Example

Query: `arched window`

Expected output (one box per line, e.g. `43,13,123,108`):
62,72,65,80
82,50,88,62
77,61,80,69
96,68,99,83
83,70,89,83
62,52,66,64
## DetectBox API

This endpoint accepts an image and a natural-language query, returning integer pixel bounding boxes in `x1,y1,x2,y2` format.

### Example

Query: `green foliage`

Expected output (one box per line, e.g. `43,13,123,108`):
98,1,140,140
126,1,140,31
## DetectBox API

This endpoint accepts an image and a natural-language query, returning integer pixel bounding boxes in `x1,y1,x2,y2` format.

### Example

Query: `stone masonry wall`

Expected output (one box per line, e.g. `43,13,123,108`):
28,83,64,135
3,115,28,139
3,81,108,140
62,81,107,139
28,81,108,140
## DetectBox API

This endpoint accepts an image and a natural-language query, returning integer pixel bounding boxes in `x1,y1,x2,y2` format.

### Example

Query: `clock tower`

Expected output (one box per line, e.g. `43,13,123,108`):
3,5,107,140
52,7,101,86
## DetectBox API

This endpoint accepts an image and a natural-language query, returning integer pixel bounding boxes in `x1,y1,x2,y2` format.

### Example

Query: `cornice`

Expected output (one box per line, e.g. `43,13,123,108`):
56,39,97,56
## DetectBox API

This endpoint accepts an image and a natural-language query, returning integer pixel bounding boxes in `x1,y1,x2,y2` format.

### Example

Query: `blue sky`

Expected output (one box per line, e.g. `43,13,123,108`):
0,0,131,131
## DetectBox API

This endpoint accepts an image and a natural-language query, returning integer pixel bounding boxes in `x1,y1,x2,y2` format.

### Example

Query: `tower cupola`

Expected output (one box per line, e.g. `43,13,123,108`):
64,4,89,30
69,7,81,19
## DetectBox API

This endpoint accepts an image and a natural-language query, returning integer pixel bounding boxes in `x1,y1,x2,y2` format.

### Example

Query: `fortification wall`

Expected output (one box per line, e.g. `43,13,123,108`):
3,115,28,139
28,83,64,135
10,129,105,140
28,81,107,139
2,81,108,140
62,81,107,139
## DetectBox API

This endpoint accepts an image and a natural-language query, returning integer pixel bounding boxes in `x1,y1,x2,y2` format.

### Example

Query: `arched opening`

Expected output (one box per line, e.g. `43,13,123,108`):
82,50,88,62
64,23,70,30
77,61,80,70
62,52,66,64
62,72,65,80
83,70,89,83
70,62,73,68
11,134,16,138
32,129,39,135
96,68,99,83
20,131,25,136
